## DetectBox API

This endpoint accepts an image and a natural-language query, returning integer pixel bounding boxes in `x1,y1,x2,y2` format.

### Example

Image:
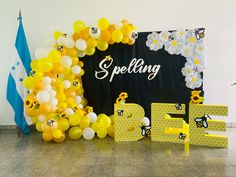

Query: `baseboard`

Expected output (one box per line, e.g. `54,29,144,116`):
1,123,236,129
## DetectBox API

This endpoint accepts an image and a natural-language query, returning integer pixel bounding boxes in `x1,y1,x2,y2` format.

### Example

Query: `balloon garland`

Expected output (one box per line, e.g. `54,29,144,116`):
23,18,137,143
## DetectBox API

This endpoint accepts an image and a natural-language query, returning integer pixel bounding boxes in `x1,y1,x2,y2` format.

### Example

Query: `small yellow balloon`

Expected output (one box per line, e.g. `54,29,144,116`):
107,125,114,138
80,117,90,129
36,122,43,132
38,58,53,72
69,126,83,140
42,132,53,142
69,113,81,126
52,129,63,139
73,20,86,32
97,40,109,51
53,132,65,143
98,114,111,128
23,77,35,89
91,122,101,133
85,47,96,56
86,38,97,48
48,50,61,63
58,118,70,131
97,128,107,138
30,60,39,70
112,30,123,43
98,18,110,30
31,117,38,124
54,31,63,40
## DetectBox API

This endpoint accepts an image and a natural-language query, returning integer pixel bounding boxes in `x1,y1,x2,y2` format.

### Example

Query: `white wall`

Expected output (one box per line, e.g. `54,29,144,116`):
1,0,236,125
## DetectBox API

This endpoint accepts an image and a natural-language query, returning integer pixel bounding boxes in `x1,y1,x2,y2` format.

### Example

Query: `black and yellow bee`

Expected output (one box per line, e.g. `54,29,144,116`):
195,28,205,40
47,119,55,126
179,133,186,140
194,114,211,128
117,110,124,116
175,103,182,110
140,125,151,136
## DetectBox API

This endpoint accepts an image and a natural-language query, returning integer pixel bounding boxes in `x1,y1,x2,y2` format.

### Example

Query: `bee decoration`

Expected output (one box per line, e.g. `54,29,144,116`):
131,31,138,40
47,119,55,126
30,70,36,77
168,34,175,41
73,81,79,87
179,132,186,140
194,114,211,128
117,110,124,116
175,103,182,110
91,27,99,34
57,46,63,52
195,28,205,40
140,125,151,136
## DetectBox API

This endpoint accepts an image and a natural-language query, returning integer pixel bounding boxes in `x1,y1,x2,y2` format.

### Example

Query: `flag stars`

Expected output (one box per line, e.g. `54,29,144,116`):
12,66,15,70
19,78,24,82
16,62,20,66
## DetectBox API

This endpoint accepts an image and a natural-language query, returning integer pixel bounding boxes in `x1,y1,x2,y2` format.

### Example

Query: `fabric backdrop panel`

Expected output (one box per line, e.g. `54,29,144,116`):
81,32,203,121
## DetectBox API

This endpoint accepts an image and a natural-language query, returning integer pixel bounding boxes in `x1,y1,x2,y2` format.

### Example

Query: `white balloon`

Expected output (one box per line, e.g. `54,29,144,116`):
65,108,74,116
35,48,50,58
74,96,82,104
78,51,85,57
36,90,50,104
64,38,75,48
45,85,52,92
42,76,52,85
50,98,58,106
66,32,74,39
78,104,83,109
38,114,46,122
83,128,95,140
57,36,66,45
75,39,87,51
62,80,71,89
50,90,56,97
61,56,72,68
141,117,150,126
89,27,101,39
71,65,81,75
88,112,97,123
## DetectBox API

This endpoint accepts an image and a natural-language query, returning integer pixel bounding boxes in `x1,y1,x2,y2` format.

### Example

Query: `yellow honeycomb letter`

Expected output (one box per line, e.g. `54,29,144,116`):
151,103,186,143
114,103,144,142
189,104,228,147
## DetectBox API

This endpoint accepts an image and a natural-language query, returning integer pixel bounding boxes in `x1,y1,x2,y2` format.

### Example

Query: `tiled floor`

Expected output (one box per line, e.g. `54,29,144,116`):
0,128,236,177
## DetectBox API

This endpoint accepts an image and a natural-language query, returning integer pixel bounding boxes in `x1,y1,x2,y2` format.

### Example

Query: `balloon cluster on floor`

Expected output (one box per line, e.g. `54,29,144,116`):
23,18,137,143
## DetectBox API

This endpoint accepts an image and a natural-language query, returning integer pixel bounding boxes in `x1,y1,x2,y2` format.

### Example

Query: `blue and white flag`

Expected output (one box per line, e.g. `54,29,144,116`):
6,15,31,134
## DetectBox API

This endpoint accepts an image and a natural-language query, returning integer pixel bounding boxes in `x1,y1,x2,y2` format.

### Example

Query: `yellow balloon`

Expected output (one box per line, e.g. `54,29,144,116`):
69,113,81,126
42,132,53,142
58,118,70,131
48,50,61,63
31,116,38,124
91,122,101,133
54,31,63,40
85,47,95,56
80,117,90,129
53,132,65,143
73,20,86,32
52,129,63,139
97,40,109,51
112,30,123,43
36,122,43,132
98,18,110,30
23,77,35,89
97,128,107,138
69,126,83,140
98,114,111,128
107,125,114,138
38,58,53,72
30,60,39,70
87,38,97,48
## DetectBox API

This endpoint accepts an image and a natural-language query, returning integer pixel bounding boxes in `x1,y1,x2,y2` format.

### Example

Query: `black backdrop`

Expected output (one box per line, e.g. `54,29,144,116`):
81,32,203,122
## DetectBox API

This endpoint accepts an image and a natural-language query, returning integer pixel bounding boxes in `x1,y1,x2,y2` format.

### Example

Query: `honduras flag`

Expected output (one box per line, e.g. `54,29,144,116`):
6,15,32,134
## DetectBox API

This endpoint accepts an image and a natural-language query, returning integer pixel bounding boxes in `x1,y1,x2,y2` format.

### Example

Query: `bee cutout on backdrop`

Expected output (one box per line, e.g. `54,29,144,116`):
175,103,182,110
47,119,55,126
117,110,124,116
140,125,151,137
195,28,205,40
179,132,186,140
194,114,211,128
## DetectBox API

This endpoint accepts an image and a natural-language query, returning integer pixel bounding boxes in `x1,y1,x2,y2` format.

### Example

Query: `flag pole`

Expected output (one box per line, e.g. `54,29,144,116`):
18,9,22,21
